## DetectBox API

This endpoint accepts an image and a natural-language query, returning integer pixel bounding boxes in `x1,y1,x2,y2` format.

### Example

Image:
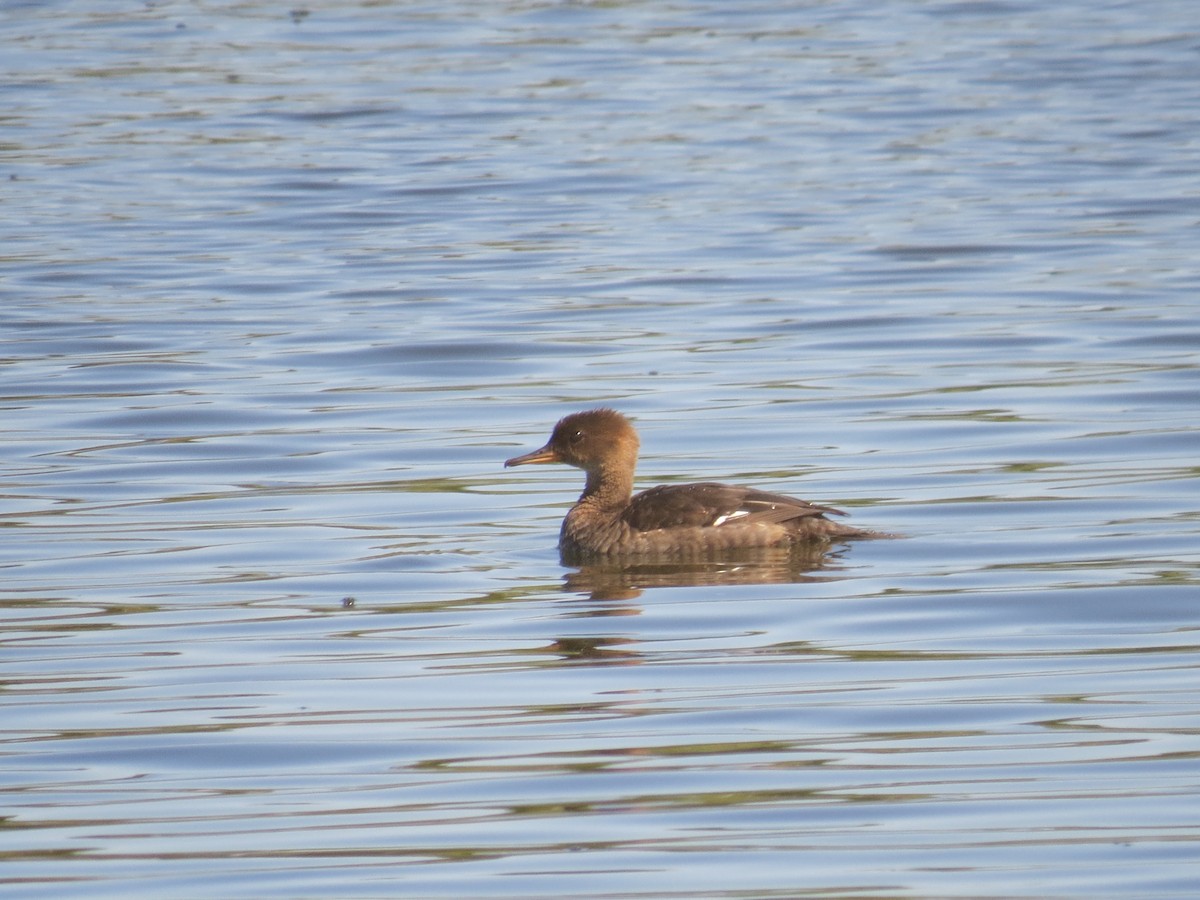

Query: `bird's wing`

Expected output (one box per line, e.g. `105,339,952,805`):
622,482,845,532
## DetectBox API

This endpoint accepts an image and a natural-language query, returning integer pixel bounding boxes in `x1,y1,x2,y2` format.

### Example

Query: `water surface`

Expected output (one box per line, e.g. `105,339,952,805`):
2,1,1198,897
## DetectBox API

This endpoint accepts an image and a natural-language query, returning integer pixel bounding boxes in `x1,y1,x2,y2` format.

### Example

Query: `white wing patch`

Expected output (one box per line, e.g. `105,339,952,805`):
712,509,753,527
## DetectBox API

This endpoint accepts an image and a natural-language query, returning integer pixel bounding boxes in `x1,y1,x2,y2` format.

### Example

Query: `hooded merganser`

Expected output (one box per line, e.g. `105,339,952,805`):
505,408,885,559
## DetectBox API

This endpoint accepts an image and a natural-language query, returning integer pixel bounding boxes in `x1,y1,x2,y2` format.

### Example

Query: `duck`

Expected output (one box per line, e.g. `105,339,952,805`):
504,408,885,559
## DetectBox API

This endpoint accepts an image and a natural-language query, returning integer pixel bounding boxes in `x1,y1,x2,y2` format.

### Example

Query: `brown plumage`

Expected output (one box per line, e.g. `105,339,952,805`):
505,408,885,559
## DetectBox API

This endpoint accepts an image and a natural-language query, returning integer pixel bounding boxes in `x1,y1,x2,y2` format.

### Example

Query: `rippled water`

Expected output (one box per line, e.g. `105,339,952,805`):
3,1,1199,897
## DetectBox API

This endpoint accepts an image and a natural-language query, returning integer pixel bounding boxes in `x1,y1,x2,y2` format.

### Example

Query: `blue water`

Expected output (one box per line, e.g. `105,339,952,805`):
2,1,1199,897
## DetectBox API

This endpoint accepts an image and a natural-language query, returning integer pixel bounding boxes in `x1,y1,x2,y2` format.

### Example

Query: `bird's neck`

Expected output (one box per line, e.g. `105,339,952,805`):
580,463,634,511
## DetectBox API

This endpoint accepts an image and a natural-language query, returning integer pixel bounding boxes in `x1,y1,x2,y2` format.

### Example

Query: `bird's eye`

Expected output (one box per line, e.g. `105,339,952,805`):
569,430,585,444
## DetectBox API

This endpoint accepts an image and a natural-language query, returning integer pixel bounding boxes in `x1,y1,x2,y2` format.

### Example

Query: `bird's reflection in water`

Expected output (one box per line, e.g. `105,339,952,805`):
546,635,640,662
539,545,846,666
562,541,844,601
